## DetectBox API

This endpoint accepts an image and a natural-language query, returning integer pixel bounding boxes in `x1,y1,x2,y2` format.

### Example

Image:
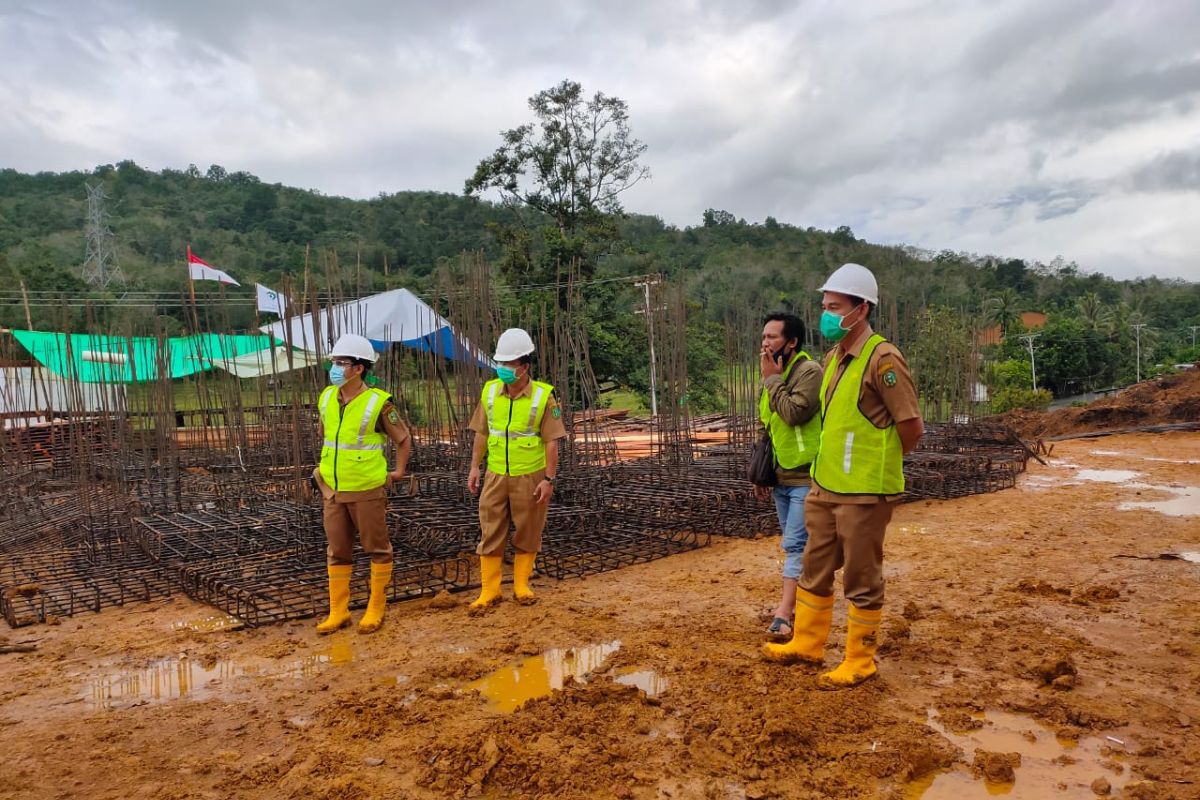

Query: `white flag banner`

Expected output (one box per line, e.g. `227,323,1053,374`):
256,283,287,316
186,246,240,286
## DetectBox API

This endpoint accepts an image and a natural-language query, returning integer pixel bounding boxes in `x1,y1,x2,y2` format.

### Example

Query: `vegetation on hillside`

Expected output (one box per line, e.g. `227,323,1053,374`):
2,83,1197,415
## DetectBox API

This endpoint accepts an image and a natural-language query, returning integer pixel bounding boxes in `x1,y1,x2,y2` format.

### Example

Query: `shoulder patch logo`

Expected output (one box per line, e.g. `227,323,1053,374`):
386,409,400,425
552,407,561,419
883,369,898,387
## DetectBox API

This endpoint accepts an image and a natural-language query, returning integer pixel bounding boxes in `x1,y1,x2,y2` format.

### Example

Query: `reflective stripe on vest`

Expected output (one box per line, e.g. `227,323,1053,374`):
318,385,389,492
758,350,821,470
810,334,905,496
482,378,553,476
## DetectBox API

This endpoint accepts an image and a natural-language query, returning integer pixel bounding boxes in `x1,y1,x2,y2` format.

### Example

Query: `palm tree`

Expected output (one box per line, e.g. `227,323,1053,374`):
1075,292,1113,334
983,289,1022,336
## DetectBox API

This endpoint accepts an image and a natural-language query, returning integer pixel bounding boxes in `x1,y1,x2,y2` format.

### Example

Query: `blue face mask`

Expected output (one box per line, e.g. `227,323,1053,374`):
496,366,518,385
329,365,348,386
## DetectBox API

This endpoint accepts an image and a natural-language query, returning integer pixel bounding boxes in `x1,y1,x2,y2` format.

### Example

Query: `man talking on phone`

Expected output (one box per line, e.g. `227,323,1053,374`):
755,312,822,640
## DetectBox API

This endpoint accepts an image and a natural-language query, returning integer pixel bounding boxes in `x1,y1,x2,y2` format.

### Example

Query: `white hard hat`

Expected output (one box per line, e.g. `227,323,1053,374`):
330,333,378,363
493,328,535,362
819,263,879,306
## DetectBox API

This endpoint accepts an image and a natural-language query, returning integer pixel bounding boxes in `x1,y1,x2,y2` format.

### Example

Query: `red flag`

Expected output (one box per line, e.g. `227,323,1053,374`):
186,246,240,286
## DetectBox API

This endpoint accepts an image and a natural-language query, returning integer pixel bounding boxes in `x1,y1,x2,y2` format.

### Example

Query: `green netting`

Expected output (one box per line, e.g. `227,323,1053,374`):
10,330,276,383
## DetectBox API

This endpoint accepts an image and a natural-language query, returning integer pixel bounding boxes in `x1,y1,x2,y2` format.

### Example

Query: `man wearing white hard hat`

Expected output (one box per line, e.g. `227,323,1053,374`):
465,328,567,610
762,263,923,689
313,333,411,635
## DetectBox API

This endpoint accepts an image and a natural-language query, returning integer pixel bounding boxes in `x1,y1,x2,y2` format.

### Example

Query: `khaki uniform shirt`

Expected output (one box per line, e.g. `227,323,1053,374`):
314,390,411,503
756,355,823,486
468,381,568,444
809,328,920,504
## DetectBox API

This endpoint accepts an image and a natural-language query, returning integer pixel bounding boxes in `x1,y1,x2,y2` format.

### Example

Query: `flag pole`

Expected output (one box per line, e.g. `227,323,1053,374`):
186,244,200,334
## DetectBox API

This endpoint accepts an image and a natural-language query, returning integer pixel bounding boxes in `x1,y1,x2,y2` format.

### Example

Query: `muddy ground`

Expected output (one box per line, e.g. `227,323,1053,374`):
1,432,1198,800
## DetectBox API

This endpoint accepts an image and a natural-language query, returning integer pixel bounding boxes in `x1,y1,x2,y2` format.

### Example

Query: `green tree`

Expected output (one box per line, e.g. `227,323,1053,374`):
702,208,737,227
983,288,1022,335
464,79,649,283
1075,291,1113,333
1035,318,1114,395
908,306,973,420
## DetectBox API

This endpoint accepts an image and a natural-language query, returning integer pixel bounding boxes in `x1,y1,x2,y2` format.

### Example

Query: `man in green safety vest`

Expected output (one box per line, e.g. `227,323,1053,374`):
762,264,924,689
754,312,823,640
313,333,411,635
466,328,567,611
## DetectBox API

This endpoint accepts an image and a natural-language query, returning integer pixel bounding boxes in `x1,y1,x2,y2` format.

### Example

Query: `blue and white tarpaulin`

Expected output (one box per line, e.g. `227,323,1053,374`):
259,288,492,367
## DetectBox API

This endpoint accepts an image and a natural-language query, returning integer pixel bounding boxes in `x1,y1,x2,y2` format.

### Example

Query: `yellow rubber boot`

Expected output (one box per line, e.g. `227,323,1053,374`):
469,556,503,611
512,551,538,605
316,564,353,635
761,588,834,664
357,563,392,634
818,606,882,689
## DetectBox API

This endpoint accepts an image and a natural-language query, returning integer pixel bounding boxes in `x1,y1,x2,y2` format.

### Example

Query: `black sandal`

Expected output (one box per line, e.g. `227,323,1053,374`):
766,616,794,639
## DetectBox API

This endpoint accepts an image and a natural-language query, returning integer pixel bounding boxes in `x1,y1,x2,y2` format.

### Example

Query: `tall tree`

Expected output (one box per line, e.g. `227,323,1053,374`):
983,288,1022,335
909,306,974,420
1075,291,1113,333
464,79,650,283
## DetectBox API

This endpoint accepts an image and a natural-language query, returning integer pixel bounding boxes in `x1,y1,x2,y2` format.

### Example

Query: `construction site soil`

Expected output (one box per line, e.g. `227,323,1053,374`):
1003,367,1200,440
2,432,1198,799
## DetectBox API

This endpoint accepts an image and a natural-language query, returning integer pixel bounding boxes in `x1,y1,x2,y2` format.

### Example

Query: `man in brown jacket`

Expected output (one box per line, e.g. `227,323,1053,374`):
755,313,823,639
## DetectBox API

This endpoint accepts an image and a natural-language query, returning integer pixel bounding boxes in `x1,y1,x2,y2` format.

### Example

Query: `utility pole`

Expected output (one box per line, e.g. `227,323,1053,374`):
634,276,662,417
1189,325,1199,350
1132,324,1146,383
1018,333,1040,391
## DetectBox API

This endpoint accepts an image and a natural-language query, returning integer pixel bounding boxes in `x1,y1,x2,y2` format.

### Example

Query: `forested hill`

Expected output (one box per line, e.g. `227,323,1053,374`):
2,161,1198,395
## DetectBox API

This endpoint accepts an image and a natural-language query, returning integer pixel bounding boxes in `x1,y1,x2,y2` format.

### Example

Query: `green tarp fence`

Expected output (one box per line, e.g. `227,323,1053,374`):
10,330,276,383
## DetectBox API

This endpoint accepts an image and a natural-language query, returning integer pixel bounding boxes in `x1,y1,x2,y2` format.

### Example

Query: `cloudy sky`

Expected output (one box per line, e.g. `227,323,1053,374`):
3,0,1199,281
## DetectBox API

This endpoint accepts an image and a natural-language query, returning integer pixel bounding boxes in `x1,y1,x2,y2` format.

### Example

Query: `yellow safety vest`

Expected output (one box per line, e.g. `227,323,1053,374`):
317,385,390,492
811,334,905,496
758,351,821,470
483,378,553,477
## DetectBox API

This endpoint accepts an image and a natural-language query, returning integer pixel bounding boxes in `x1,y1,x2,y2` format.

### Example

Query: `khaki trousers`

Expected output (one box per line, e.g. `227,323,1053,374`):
322,490,392,566
798,494,896,610
476,469,548,556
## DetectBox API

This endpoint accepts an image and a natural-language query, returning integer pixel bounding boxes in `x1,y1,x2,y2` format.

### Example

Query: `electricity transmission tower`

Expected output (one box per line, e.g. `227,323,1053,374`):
81,182,125,288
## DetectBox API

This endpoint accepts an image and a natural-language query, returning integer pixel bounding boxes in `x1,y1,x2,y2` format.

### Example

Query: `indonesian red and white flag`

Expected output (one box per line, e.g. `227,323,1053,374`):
187,246,240,286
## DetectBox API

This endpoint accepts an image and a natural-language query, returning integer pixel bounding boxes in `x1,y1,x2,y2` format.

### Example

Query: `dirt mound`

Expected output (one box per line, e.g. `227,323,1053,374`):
414,670,959,800
1001,366,1200,439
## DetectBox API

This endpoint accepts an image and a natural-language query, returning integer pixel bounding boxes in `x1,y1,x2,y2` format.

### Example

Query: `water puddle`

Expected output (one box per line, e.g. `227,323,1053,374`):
466,641,628,712
1176,551,1200,564
906,710,1130,799
171,614,245,633
1022,466,1200,517
1074,469,1140,483
613,667,669,697
1118,486,1200,517
83,644,354,710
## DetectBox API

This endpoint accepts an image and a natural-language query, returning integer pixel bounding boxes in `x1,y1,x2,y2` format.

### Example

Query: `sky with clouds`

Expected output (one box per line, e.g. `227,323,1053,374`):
3,0,1199,281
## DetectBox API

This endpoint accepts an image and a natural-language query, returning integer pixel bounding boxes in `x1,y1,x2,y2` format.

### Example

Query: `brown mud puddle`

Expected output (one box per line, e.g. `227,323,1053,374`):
907,710,1131,799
